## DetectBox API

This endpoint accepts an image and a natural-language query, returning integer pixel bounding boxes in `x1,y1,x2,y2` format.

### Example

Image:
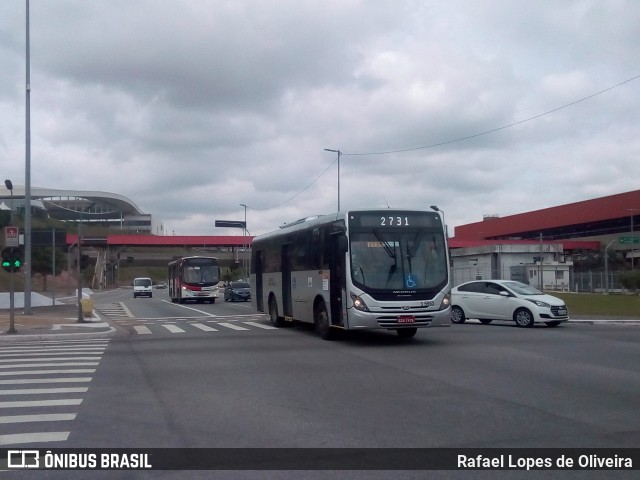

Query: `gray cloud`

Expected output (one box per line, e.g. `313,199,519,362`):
1,0,639,237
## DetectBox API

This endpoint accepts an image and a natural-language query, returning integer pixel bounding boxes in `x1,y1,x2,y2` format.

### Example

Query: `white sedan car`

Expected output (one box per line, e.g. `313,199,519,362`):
450,280,569,328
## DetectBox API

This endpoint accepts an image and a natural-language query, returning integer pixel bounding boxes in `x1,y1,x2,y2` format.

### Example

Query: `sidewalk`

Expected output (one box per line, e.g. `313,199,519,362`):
0,302,115,341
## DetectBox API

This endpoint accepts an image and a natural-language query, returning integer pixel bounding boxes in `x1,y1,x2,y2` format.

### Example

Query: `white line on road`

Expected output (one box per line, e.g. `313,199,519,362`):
0,369,96,376
0,431,70,446
0,399,83,408
190,323,218,332
0,413,76,424
161,299,218,317
217,322,250,331
0,357,101,363
0,377,92,385
243,321,278,330
0,362,99,369
133,326,152,335
0,387,89,395
162,324,185,333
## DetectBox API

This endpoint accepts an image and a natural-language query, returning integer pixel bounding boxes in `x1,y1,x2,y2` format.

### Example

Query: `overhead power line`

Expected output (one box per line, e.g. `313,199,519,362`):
344,73,640,156
249,73,640,210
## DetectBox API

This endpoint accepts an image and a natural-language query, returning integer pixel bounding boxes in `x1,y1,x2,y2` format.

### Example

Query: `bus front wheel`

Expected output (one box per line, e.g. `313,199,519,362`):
396,328,417,339
315,301,335,341
269,296,285,328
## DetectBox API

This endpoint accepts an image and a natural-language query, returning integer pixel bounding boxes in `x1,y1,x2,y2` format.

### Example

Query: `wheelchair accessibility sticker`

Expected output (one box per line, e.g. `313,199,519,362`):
405,274,418,289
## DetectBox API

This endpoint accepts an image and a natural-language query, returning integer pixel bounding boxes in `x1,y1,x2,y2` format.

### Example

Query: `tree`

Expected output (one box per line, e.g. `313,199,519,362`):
31,246,67,292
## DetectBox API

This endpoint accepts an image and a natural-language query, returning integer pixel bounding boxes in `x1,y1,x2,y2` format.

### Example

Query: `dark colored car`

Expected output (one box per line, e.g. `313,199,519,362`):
224,281,251,302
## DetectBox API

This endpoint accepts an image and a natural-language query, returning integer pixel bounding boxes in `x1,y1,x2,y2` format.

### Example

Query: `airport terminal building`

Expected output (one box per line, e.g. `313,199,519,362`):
0,186,158,234
449,189,640,289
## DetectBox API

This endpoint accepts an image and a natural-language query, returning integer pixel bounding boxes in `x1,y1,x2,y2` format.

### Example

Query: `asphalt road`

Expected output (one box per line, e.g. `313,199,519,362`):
2,289,639,479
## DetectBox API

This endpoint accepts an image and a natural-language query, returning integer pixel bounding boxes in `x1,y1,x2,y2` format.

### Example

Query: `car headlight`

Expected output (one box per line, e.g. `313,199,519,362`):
350,292,370,312
527,299,550,308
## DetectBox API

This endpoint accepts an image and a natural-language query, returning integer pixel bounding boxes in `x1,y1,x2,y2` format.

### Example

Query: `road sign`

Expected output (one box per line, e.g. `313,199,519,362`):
619,236,640,245
4,226,19,247
215,220,246,229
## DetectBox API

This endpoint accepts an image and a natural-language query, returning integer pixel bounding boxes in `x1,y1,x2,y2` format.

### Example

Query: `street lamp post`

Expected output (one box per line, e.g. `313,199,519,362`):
430,205,447,237
324,149,341,211
240,204,247,279
76,202,94,323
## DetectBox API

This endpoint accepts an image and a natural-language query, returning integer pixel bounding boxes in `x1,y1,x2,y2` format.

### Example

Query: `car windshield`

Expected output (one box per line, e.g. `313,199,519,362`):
503,281,543,295
231,282,249,289
349,230,447,291
134,279,151,287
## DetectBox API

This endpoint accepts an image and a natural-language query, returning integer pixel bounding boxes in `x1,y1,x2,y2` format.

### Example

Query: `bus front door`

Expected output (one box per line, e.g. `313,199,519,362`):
281,244,293,318
329,233,347,326
254,251,264,312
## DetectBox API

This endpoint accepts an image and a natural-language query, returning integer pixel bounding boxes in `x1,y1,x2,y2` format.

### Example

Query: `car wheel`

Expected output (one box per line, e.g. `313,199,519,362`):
545,321,561,327
269,296,285,328
514,308,534,327
451,305,466,324
479,319,493,325
315,301,334,340
396,328,417,339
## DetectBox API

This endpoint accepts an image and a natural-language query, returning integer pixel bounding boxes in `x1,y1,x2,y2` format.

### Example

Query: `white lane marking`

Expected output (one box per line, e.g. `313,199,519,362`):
0,362,99,369
161,299,218,317
162,324,186,333
0,377,92,385
243,321,278,330
120,302,135,317
0,347,106,353
0,387,89,395
133,326,152,335
0,399,83,408
190,323,218,332
0,357,101,363
0,369,96,376
0,431,70,446
0,351,105,358
0,413,76,424
217,322,250,331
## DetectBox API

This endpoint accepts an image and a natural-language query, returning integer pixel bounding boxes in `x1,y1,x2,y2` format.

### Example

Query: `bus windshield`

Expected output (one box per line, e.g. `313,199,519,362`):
349,230,448,292
181,260,220,285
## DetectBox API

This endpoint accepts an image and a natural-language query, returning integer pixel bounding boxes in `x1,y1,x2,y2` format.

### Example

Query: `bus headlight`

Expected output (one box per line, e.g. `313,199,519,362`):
350,292,370,312
440,293,451,310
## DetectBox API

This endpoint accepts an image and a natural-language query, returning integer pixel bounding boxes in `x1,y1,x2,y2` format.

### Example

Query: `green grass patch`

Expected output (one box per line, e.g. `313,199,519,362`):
551,292,640,318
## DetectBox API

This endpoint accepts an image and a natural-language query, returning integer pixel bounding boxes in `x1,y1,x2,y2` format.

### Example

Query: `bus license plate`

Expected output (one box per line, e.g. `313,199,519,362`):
398,315,415,324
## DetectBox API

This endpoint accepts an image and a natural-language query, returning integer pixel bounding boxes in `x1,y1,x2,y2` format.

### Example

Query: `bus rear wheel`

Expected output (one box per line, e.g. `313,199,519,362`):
315,301,335,341
269,296,285,328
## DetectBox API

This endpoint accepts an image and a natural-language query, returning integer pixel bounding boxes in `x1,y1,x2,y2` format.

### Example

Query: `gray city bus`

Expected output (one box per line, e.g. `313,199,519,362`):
250,209,451,340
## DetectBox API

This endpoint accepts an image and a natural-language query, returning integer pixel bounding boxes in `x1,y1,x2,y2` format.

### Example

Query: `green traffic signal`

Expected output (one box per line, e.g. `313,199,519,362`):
1,247,23,272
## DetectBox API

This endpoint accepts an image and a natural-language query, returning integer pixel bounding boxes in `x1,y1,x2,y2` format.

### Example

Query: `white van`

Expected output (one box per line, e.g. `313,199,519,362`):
133,277,153,298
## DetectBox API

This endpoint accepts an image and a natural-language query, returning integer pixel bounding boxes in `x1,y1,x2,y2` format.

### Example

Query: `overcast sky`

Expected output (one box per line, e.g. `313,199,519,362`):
1,1,639,237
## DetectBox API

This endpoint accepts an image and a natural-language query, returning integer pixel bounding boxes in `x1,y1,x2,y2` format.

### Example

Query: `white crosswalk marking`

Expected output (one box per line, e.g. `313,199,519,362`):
162,324,186,333
243,321,278,330
0,339,109,447
0,431,70,446
0,398,84,408
217,322,250,331
122,315,275,335
134,325,152,335
190,323,218,332
0,413,76,424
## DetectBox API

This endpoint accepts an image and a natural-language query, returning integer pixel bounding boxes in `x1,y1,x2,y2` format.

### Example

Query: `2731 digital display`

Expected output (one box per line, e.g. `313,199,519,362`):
349,211,440,228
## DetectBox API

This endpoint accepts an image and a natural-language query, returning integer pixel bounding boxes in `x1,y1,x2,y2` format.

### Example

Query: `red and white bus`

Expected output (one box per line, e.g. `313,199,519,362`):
168,256,221,303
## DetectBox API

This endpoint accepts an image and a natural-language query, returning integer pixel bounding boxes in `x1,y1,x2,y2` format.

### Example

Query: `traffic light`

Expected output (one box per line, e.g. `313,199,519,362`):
1,247,23,272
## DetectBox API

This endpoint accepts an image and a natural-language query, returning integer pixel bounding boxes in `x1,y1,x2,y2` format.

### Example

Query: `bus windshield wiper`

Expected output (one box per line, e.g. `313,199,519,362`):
374,229,398,286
